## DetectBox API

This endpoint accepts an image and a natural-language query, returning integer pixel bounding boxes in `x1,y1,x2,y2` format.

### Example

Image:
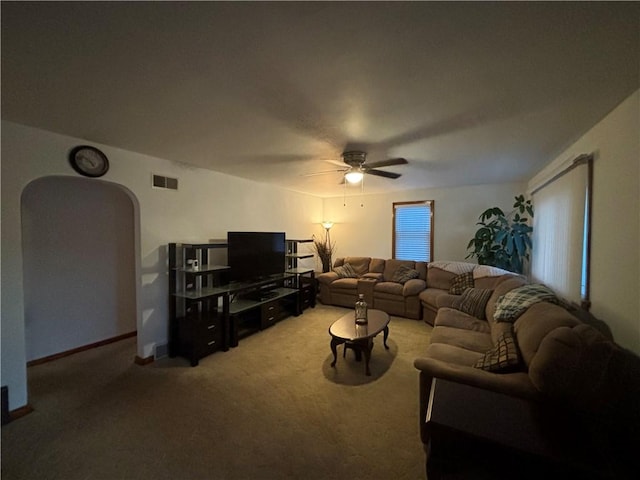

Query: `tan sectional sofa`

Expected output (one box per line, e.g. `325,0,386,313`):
419,261,524,324
317,258,523,322
413,274,640,473
316,257,427,319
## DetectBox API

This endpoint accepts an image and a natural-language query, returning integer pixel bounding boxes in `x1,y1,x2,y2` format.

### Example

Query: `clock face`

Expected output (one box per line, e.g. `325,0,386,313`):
69,146,109,177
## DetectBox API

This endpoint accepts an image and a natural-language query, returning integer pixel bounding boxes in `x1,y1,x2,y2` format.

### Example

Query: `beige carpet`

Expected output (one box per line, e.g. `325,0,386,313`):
1,304,432,480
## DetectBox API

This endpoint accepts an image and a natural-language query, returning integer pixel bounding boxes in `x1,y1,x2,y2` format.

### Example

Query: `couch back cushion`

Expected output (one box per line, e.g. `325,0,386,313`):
383,259,416,282
415,262,427,280
513,301,580,369
485,276,528,327
426,267,457,290
369,258,385,274
524,322,615,407
342,257,371,276
474,274,516,291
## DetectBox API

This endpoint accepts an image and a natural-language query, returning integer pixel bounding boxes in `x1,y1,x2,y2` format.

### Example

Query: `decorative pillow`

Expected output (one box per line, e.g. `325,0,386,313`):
449,272,474,294
333,262,358,278
452,288,493,320
494,284,559,322
391,264,420,284
474,329,522,373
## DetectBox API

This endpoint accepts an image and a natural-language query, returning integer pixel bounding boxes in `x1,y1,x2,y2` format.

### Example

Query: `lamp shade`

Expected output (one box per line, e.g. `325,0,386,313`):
321,221,334,230
344,170,364,184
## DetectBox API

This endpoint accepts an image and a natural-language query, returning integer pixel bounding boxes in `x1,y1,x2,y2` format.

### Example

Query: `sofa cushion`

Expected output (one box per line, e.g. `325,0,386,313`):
392,264,420,284
403,278,427,296
527,324,613,403
434,307,491,333
453,288,493,320
428,261,476,275
330,278,359,290
316,271,339,285
449,272,474,294
382,259,415,282
431,324,493,354
342,257,371,276
485,276,528,324
474,274,517,291
369,258,385,274
333,262,358,278
494,284,558,322
414,262,428,280
426,267,458,290
514,301,581,368
424,342,486,367
420,287,448,307
374,281,404,296
474,327,522,373
473,265,515,279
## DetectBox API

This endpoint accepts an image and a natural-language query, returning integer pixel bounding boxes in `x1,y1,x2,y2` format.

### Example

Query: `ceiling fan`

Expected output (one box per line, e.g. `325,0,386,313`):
304,151,408,183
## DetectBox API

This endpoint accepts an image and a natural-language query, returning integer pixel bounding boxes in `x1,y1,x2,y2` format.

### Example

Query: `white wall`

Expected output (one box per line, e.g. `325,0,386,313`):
322,183,526,262
528,90,640,354
1,120,323,410
22,176,137,361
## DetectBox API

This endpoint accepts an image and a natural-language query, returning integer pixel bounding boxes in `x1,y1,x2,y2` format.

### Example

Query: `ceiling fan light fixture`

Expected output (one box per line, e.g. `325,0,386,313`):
344,170,364,184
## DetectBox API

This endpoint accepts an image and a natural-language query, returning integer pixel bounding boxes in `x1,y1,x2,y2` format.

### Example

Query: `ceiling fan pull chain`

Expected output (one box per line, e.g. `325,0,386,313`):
343,177,347,207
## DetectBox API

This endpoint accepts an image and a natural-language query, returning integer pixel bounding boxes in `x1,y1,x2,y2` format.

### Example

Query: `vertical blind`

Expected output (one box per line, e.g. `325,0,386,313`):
393,201,433,262
530,155,591,305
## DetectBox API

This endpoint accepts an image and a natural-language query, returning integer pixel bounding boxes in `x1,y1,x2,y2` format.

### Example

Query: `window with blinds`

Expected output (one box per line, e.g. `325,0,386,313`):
393,201,433,262
530,154,592,307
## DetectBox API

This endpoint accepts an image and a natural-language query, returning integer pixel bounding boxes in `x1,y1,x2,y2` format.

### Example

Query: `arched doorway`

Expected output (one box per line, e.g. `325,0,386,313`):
21,176,138,362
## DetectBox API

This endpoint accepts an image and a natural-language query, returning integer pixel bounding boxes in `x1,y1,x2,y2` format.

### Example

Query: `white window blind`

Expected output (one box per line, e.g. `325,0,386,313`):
393,201,433,262
530,155,592,305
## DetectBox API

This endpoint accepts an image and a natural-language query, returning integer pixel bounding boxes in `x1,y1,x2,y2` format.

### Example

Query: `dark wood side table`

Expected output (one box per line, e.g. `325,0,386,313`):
424,378,617,480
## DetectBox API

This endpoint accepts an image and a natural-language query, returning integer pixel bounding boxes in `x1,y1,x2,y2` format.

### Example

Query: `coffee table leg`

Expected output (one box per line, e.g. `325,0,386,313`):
383,326,389,349
330,337,340,367
364,339,373,376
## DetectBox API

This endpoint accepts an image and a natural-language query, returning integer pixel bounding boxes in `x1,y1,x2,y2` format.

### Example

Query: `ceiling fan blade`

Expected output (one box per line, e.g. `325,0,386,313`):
326,159,348,167
365,158,408,168
365,169,402,179
301,168,347,177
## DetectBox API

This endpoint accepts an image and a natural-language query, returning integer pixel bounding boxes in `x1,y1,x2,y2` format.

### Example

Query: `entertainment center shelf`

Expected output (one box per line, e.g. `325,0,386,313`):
169,237,313,366
285,238,316,311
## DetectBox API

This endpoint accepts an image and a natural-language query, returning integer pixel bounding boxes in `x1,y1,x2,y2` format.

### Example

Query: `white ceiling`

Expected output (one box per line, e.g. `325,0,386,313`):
2,2,638,197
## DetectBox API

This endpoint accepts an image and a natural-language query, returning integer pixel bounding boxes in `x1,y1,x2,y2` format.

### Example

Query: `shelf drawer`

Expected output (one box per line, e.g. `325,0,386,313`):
261,300,281,328
196,326,224,355
197,318,220,338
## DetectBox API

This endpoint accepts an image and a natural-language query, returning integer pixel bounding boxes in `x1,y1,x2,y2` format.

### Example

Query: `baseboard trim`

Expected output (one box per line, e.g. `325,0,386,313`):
27,331,137,367
8,404,34,423
134,355,154,366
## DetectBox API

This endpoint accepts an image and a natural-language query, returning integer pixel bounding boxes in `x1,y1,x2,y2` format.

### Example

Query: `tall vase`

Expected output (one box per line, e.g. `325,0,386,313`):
321,256,332,273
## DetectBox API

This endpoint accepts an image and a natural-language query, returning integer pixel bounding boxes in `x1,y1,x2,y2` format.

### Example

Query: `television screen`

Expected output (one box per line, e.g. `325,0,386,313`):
227,232,286,282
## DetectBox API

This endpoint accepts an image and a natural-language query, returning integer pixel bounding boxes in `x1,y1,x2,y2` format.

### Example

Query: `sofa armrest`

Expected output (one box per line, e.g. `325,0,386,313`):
413,357,538,400
403,278,426,296
362,272,383,281
436,294,459,309
316,271,339,285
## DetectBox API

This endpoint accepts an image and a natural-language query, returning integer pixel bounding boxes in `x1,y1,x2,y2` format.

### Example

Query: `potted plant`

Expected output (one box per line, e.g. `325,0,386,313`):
466,194,534,274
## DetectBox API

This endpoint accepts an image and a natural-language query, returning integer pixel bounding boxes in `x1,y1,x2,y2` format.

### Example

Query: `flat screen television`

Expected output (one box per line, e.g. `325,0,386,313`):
227,231,286,282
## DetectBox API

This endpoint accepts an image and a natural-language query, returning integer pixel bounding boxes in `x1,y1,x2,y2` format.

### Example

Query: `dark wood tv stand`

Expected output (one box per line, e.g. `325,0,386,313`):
228,279,300,347
168,242,301,366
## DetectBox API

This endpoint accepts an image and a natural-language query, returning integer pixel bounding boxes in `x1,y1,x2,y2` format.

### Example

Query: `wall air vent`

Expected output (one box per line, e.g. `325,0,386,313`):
152,174,178,190
154,343,168,359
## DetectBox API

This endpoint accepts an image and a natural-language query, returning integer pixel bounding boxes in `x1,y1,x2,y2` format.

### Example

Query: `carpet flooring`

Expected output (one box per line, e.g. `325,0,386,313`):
1,304,432,480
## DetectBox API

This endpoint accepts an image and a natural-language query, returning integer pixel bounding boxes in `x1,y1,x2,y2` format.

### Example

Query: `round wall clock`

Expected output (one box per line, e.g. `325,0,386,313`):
69,145,110,177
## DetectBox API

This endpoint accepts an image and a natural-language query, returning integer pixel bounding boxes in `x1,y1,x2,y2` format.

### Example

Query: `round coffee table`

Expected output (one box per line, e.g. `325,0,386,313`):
328,309,390,376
